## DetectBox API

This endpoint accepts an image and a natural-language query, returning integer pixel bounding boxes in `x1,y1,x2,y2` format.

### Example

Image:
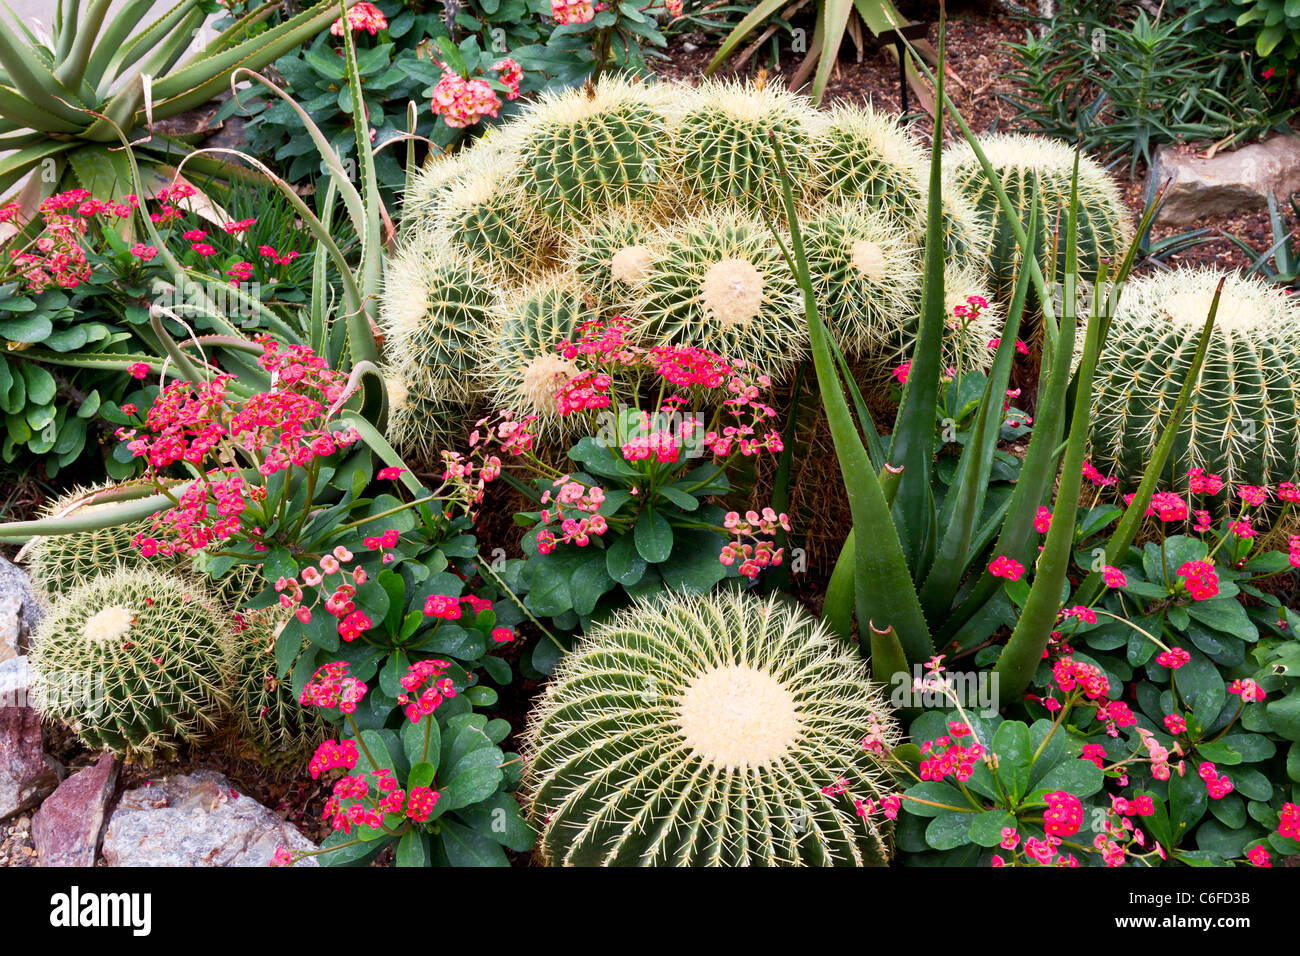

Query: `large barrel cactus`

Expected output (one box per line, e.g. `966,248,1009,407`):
1089,268,1300,488
523,590,901,866
29,567,235,758
944,133,1130,302
383,78,992,457
232,608,327,767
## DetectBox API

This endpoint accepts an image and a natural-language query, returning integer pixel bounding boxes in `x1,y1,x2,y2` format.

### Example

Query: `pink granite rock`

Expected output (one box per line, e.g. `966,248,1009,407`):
0,658,57,820
32,753,118,866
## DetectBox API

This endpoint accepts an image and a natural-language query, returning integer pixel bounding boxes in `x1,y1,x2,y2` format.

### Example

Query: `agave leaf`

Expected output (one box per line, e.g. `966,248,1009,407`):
811,0,853,104
704,0,788,74
149,1,340,113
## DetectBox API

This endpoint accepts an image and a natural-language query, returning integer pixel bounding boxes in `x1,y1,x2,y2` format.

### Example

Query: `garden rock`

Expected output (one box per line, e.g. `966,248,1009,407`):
0,657,58,820
101,770,318,867
31,753,117,867
1151,134,1300,226
0,556,40,660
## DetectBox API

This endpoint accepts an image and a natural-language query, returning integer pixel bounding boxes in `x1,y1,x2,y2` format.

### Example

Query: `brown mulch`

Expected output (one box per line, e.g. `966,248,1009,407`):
655,8,1296,277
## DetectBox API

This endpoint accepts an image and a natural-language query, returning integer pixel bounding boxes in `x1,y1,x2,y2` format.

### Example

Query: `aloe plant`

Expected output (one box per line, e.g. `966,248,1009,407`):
776,15,1219,708
0,0,342,211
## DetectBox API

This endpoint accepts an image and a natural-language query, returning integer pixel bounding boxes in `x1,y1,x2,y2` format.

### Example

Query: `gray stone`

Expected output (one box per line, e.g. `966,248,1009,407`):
0,557,41,659
32,753,117,867
1151,134,1300,226
101,770,318,867
0,657,58,820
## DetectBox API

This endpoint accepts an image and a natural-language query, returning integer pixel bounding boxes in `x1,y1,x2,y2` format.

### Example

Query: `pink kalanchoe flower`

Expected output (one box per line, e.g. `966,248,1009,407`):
1278,482,1300,503
892,360,911,385
1082,459,1117,487
1155,647,1190,670
551,0,595,23
1187,467,1223,495
431,71,502,129
1228,678,1265,703
1164,713,1187,734
1148,491,1188,522
1102,565,1127,588
127,361,151,379
129,242,158,261
330,1,387,36
988,555,1024,581
377,466,406,480
1236,484,1268,507
492,58,523,100
1034,506,1052,534
1248,845,1271,867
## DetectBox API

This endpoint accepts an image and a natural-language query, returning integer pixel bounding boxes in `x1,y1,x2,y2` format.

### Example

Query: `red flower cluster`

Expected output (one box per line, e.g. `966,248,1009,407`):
1176,560,1219,601
300,661,369,715
918,723,986,783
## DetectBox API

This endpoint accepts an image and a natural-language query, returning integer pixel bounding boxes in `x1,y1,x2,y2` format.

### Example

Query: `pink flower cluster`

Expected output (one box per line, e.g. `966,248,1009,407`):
1042,790,1083,837
331,1,387,35
1199,761,1234,799
123,337,357,556
551,0,594,23
300,661,369,715
1051,656,1110,700
275,544,374,640
308,738,359,778
719,508,791,579
917,722,985,783
397,658,456,723
988,555,1024,581
1176,560,1219,601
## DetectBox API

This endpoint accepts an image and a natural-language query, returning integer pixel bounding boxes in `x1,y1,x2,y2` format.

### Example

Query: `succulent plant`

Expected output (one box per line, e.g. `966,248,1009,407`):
470,272,598,424
639,207,807,380
23,483,173,606
419,151,553,281
563,208,657,315
29,567,234,758
1089,268,1300,488
383,366,470,463
513,77,674,229
232,608,326,767
380,235,498,392
523,590,901,866
944,133,1130,300
803,201,923,358
810,105,929,222
669,81,818,216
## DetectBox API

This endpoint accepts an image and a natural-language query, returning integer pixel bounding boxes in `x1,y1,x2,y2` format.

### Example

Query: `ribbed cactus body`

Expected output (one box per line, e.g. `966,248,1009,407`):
523,590,900,866
944,134,1130,300
23,484,178,606
517,80,671,228
564,210,656,314
1090,269,1300,488
426,154,552,280
803,201,923,358
813,106,928,221
29,568,234,757
671,82,817,215
384,370,468,462
639,208,806,380
382,237,497,389
233,609,326,766
472,273,595,423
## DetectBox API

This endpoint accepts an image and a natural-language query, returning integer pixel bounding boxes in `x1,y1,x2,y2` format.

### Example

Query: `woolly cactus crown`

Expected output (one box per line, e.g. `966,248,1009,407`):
523,590,901,866
1089,268,1300,488
29,567,234,758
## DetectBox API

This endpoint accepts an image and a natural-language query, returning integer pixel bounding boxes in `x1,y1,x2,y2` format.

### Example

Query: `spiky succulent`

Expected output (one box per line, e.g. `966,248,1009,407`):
470,273,597,424
380,234,498,391
23,483,174,606
944,133,1130,301
810,105,928,222
639,208,807,379
29,567,235,758
670,81,817,215
564,208,657,315
232,608,326,767
1090,268,1300,488
803,201,923,358
513,77,674,228
421,152,553,280
523,590,901,866
383,367,470,463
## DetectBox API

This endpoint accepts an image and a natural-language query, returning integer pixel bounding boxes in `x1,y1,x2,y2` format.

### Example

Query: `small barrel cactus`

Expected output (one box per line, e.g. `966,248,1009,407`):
564,208,657,315
639,207,806,380
380,235,497,392
523,590,901,866
23,483,173,606
232,608,326,767
944,133,1130,300
803,200,923,358
29,567,235,758
471,272,596,423
513,77,673,228
1089,268,1300,488
670,80,817,216
421,151,553,280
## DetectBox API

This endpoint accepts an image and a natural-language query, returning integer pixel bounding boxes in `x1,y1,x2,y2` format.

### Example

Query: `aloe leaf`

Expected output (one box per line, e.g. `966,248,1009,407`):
1072,280,1222,608
704,0,788,73
52,0,113,88
94,0,203,94
811,0,853,104
0,491,179,543
918,201,1036,621
0,23,89,123
821,463,904,640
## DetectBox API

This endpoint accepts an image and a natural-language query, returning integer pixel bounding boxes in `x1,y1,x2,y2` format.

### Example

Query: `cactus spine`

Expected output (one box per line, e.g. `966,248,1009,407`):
232,608,326,766
523,590,900,866
1090,268,1300,488
29,567,234,758
944,133,1130,300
